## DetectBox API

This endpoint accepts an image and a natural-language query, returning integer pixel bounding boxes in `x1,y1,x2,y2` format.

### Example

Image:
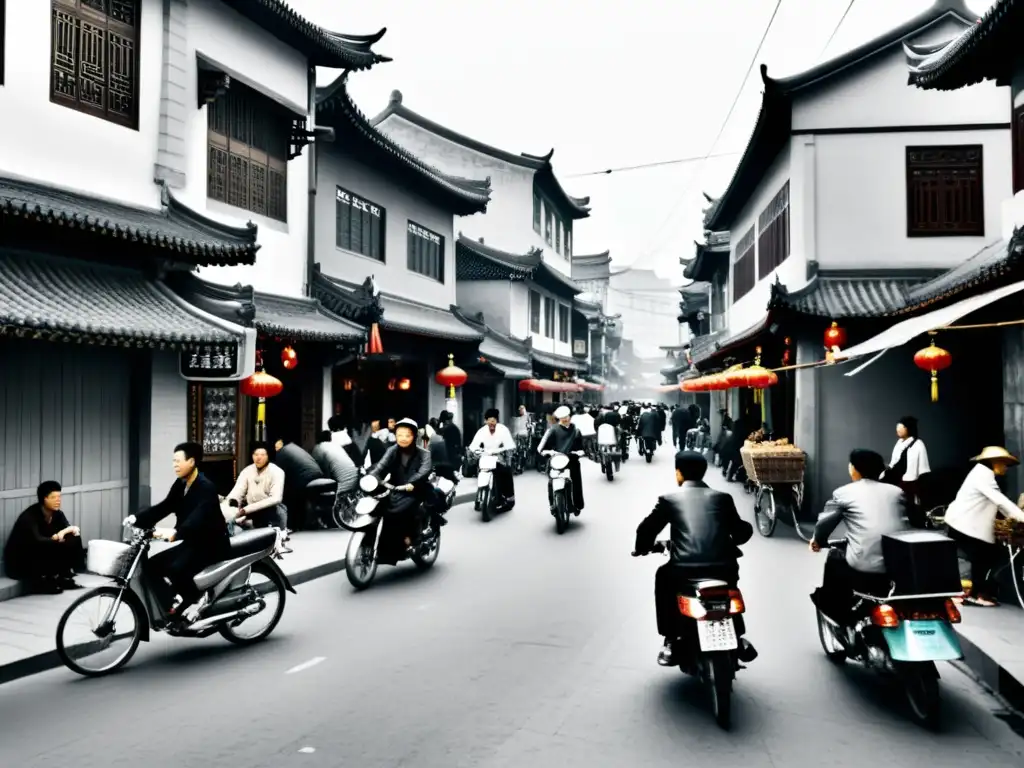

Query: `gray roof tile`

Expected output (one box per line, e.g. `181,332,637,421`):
254,292,365,342
773,275,924,318
0,252,237,344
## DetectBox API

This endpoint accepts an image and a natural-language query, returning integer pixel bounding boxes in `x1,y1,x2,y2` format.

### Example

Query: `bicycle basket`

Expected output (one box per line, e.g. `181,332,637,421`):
86,540,135,578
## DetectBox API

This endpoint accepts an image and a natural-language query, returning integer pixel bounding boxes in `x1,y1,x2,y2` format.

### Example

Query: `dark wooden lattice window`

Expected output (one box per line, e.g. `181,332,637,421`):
50,0,140,129
407,221,444,282
732,226,756,302
906,145,984,237
757,181,790,280
335,186,385,262
565,226,572,258
207,82,289,222
529,290,541,334
544,206,553,245
558,304,569,343
533,193,541,233
543,296,555,338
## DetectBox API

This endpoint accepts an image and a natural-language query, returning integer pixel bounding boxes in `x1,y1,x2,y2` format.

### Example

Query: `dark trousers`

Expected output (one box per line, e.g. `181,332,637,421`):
492,462,515,500
547,458,584,510
818,549,891,622
655,562,741,639
947,526,1001,599
247,503,288,530
17,536,84,581
148,542,223,610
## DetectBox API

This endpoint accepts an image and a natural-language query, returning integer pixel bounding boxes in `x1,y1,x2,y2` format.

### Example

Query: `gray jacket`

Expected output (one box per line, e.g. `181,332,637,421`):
813,479,907,574
312,442,359,494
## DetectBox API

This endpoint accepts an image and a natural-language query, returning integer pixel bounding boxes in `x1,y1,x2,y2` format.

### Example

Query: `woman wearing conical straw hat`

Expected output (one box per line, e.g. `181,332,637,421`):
943,447,1024,607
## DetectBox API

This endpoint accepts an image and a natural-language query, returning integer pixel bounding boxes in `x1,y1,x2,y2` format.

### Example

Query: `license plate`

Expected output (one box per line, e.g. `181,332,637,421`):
479,455,498,470
551,477,566,490
696,618,738,651
355,497,379,515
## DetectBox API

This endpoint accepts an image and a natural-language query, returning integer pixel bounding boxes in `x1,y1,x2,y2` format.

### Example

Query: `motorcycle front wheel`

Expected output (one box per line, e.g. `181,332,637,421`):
554,490,569,534
219,560,287,646
56,586,143,677
479,486,494,522
345,529,379,590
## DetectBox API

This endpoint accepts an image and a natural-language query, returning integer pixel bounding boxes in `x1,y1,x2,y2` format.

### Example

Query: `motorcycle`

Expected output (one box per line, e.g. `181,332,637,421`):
618,428,631,462
546,449,585,534
56,525,293,677
598,441,621,481
473,448,512,522
641,436,657,463
813,538,963,730
636,540,748,730
343,474,441,590
511,434,529,475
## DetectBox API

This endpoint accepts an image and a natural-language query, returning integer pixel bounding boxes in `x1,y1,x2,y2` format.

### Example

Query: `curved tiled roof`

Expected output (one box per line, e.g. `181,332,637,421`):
770,274,926,318
0,252,237,345
254,292,365,342
316,76,491,216
0,176,258,266
456,235,580,297
706,1,975,233
372,91,590,219
216,1,390,70
905,0,1017,90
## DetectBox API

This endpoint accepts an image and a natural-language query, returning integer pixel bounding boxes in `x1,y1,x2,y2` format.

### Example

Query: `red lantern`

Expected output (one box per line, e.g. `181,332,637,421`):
740,365,773,389
239,370,283,399
705,373,730,391
913,336,952,402
435,353,468,398
281,346,298,370
824,321,847,352
723,368,745,387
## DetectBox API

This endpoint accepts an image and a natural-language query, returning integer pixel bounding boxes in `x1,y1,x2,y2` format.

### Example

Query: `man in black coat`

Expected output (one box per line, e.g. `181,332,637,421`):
671,406,694,448
637,406,661,453
127,442,229,622
4,481,84,593
633,451,758,667
370,419,434,559
439,410,464,470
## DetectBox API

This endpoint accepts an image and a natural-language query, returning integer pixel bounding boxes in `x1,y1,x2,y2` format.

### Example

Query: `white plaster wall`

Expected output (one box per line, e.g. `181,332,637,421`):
179,0,311,298
510,282,529,338
814,129,1011,269
456,281,514,334
0,0,163,207
528,281,574,359
149,351,188,497
316,149,457,308
792,18,1008,131
727,144,803,336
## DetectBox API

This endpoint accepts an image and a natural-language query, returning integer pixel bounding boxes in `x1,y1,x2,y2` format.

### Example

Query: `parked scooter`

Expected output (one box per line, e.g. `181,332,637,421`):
635,539,749,730
343,474,441,590
56,525,293,677
545,449,586,534
474,447,511,522
813,538,963,730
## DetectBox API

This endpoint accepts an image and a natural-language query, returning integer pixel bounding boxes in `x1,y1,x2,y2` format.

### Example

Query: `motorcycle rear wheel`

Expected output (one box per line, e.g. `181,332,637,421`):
345,530,379,590
899,662,941,730
411,527,441,570
555,491,569,534
219,560,287,646
605,461,614,481
645,451,653,463
815,608,847,663
707,653,733,730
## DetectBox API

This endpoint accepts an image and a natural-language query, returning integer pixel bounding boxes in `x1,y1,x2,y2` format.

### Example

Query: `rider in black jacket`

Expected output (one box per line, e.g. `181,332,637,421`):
633,451,758,667
369,419,434,558
538,405,585,512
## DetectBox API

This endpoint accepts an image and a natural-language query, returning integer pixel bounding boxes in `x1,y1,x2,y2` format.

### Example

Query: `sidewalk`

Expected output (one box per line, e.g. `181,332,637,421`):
705,471,1024,713
0,479,476,687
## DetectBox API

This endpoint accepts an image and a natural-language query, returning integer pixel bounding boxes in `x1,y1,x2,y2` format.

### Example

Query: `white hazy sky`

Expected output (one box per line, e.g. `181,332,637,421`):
289,0,994,279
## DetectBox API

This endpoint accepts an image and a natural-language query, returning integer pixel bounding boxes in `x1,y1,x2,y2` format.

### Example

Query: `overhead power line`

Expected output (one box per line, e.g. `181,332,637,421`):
819,0,856,60
635,0,785,264
565,151,743,178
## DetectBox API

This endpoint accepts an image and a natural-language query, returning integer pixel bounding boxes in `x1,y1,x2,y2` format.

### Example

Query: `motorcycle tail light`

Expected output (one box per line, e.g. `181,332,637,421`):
870,603,900,628
944,599,961,624
677,595,706,619
728,589,745,614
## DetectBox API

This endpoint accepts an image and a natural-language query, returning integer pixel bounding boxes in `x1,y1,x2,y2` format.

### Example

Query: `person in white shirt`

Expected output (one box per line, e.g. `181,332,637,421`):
225,443,291,550
513,404,531,437
943,446,1024,606
571,404,597,456
882,416,931,526
469,408,517,509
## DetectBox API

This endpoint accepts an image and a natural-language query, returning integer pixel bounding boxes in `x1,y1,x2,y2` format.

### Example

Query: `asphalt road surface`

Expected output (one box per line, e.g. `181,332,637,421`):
2,447,1023,767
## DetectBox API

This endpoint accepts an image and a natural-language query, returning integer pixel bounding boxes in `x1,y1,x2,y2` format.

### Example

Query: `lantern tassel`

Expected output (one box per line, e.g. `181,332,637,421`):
368,323,384,355
256,398,267,441
930,371,938,403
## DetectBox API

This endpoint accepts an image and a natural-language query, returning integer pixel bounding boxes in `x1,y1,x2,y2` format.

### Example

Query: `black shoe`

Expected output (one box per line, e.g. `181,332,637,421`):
737,638,758,663
32,579,63,595
657,641,678,667
58,577,83,590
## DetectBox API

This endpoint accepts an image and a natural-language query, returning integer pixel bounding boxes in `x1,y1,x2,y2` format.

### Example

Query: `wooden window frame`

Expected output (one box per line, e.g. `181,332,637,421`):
529,289,541,334
732,226,756,302
565,226,572,258
905,144,984,237
50,0,141,129
1013,104,1024,195
544,206,553,246
533,192,542,234
207,82,290,222
543,296,555,338
407,220,444,282
757,181,790,280
557,304,570,343
555,219,562,254
335,186,386,262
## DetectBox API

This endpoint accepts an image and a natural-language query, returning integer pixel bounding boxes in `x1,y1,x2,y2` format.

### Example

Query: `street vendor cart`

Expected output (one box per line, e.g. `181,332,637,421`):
741,437,810,539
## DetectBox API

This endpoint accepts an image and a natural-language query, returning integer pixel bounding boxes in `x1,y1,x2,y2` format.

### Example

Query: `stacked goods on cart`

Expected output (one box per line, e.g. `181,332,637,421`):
740,432,805,484
993,518,1024,548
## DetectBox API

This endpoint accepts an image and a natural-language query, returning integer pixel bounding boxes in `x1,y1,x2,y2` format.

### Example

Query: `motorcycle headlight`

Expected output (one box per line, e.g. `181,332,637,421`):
359,474,379,493
549,454,570,470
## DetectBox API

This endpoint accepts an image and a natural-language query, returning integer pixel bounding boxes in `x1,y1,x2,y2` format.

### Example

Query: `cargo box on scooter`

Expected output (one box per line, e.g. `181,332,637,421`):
881,530,961,596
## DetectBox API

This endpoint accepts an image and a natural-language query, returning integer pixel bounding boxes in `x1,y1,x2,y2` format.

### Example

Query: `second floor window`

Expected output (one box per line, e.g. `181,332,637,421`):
906,145,984,237
558,304,569,343
50,0,140,129
544,207,553,246
757,181,790,280
336,187,385,262
208,83,289,221
555,220,562,254
565,227,572,258
530,290,541,334
407,221,444,282
733,226,756,302
533,193,542,233
543,297,555,338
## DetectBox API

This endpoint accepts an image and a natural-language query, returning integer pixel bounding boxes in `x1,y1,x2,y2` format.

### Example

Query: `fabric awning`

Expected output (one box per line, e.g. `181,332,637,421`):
518,378,582,393
841,279,1024,377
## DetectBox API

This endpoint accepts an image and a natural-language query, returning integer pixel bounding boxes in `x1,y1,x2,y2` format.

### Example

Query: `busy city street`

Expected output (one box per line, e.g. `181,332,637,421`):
1,452,1021,768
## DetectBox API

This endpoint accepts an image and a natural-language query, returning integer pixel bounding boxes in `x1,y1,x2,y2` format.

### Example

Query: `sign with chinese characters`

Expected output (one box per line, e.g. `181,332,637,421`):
573,339,587,356
408,222,441,244
336,188,381,218
180,343,241,380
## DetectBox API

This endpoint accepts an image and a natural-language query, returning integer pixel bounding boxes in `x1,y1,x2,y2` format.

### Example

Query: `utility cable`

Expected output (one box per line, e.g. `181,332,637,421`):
565,151,742,178
818,0,856,60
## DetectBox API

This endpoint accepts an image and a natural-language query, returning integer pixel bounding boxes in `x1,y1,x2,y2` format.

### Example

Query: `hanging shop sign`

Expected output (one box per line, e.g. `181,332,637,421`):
572,339,587,356
179,330,257,381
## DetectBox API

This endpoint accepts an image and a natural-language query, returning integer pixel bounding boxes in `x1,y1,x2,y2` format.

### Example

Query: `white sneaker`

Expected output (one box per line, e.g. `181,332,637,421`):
182,594,210,623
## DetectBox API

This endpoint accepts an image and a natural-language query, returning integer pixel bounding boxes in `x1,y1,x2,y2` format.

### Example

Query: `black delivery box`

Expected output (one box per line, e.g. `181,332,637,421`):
881,530,961,596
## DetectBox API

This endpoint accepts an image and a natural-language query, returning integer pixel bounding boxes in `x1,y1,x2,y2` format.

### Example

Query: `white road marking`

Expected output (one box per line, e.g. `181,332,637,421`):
286,656,326,675
298,747,316,754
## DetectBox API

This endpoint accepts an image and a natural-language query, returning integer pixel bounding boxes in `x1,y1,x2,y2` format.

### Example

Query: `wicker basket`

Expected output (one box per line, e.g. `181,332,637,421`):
740,446,806,485
994,519,1024,548
86,540,135,578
